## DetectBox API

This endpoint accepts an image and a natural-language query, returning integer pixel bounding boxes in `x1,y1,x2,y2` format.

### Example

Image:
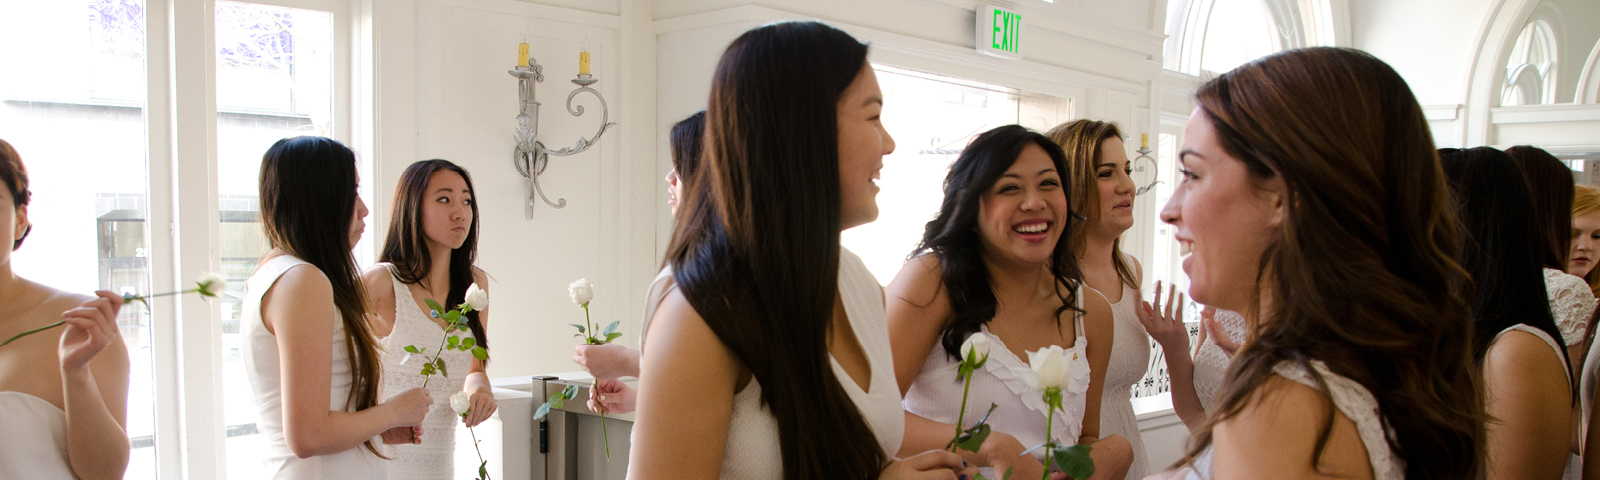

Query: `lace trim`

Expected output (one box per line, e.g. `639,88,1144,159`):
1545,268,1596,346
977,326,1091,443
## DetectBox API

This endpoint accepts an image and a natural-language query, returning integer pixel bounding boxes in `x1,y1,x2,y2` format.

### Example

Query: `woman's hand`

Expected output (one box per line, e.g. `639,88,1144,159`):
973,431,1050,480
384,387,433,428
880,449,970,480
462,386,497,427
1137,281,1189,355
1202,309,1241,358
573,343,641,379
381,426,422,444
587,379,637,415
58,291,125,373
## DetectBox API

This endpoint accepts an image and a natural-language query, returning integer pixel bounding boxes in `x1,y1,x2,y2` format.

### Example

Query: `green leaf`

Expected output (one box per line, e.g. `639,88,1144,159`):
603,321,619,335
1002,466,1013,480
436,358,449,377
479,461,488,480
547,391,564,403
424,299,444,313
403,345,420,354
471,346,489,360
448,336,460,346
1052,444,1094,480
421,364,435,376
604,332,623,343
535,402,552,420
444,310,461,322
461,337,476,349
952,422,990,452
570,324,586,334
562,385,580,399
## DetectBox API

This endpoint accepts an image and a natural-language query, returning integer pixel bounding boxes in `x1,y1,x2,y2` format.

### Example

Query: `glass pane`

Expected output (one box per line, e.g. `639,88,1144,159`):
0,1,156,478
1200,0,1278,74
843,65,1071,286
215,3,335,478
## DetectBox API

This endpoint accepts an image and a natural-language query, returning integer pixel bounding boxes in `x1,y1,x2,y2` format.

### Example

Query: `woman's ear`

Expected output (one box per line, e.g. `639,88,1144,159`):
13,204,28,250
1261,177,1288,229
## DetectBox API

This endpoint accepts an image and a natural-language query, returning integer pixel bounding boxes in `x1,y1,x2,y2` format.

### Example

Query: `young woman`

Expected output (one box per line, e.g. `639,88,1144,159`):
578,110,706,416
1570,185,1600,298
892,125,1133,480
1507,145,1595,371
0,139,131,479
362,159,493,478
1440,147,1572,479
1044,119,1158,478
628,21,967,480
1155,48,1482,479
245,136,431,479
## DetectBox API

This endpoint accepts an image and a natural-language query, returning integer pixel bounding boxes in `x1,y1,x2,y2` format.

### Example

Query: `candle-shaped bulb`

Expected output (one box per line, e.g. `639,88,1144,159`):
1141,133,1149,149
518,42,530,67
579,49,591,75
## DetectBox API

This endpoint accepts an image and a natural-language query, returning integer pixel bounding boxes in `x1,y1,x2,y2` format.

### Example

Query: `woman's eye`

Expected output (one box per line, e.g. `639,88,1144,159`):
437,197,450,203
463,198,474,206
1179,169,1198,181
1041,179,1060,188
1124,167,1133,175
998,185,1020,193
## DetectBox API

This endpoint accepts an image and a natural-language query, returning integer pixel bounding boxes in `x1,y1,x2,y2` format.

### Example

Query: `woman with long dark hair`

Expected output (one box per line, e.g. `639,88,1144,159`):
891,125,1132,479
362,159,493,478
628,22,966,479
1440,146,1572,479
245,136,431,479
1506,145,1595,374
1154,48,1482,479
0,138,131,479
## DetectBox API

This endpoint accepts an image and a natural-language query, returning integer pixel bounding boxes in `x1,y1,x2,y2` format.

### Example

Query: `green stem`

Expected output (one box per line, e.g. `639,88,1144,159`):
0,320,66,348
949,372,973,451
597,378,611,460
123,288,200,304
467,424,492,480
584,303,596,344
421,307,464,389
1041,405,1055,480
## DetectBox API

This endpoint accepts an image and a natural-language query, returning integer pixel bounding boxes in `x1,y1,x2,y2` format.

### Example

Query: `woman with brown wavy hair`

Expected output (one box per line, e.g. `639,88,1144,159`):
1149,47,1482,479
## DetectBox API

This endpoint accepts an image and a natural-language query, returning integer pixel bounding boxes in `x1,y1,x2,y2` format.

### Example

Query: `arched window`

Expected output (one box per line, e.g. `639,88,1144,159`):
1165,0,1337,76
1503,19,1559,106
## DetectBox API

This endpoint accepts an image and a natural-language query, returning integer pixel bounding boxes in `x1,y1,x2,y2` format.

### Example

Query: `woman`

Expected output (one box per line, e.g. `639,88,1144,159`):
0,138,131,479
892,125,1133,480
578,110,706,416
362,159,494,478
1507,145,1595,367
1045,119,1156,478
1156,48,1482,479
1441,146,1572,479
245,136,431,479
628,21,967,479
1570,185,1600,298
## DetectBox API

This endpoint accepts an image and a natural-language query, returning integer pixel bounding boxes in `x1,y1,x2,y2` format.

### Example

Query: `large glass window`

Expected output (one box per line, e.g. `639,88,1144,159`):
0,1,155,478
1199,0,1280,75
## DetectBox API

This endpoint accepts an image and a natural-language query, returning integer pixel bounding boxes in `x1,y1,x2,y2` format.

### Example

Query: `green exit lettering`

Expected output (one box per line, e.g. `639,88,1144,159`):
990,10,1020,53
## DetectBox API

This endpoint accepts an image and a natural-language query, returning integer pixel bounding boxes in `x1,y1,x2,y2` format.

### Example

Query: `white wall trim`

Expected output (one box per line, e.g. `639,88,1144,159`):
1424,104,1463,121
1460,0,1541,146
1491,103,1600,123
1579,37,1600,104
441,0,622,28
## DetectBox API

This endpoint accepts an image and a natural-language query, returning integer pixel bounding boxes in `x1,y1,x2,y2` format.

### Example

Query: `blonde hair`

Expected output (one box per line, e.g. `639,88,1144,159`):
1044,119,1137,289
1574,184,1600,298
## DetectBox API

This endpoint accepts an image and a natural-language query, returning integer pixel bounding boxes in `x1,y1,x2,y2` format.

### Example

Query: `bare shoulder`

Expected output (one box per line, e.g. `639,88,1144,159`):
1484,329,1569,392
1212,375,1373,479
1080,285,1115,332
643,290,740,388
886,253,948,310
360,265,395,297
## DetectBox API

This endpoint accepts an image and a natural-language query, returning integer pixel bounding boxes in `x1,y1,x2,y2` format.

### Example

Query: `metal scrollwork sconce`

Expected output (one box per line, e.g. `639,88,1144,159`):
510,45,617,218
1133,134,1160,196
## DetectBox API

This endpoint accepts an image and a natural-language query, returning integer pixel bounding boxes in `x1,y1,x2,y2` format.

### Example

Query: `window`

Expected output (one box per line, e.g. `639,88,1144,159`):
1164,0,1334,76
841,65,1070,285
1198,0,1280,75
1503,20,1558,106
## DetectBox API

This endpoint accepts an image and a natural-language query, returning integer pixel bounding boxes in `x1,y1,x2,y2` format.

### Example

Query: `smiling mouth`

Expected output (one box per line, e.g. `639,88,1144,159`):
1178,239,1194,256
1013,221,1050,234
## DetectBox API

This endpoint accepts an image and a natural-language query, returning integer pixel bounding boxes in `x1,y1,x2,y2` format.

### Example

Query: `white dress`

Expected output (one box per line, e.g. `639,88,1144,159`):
904,286,1093,478
0,392,75,479
1545,268,1597,346
642,248,903,478
1090,276,1148,480
375,263,475,479
1182,360,1404,480
1193,309,1248,412
243,255,388,480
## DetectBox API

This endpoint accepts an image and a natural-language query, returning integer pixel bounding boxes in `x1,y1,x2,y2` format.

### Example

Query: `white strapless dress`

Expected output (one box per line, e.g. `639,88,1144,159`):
0,391,76,479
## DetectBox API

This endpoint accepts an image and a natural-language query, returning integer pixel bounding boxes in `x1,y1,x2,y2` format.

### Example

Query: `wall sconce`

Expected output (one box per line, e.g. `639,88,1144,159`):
1134,133,1160,196
510,42,617,218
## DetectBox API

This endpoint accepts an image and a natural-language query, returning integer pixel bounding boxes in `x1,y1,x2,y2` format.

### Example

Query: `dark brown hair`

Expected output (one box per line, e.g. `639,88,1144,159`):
0,139,32,250
258,136,386,457
1045,119,1137,288
1179,47,1483,479
1505,144,1575,270
379,159,486,350
669,110,707,179
664,21,884,479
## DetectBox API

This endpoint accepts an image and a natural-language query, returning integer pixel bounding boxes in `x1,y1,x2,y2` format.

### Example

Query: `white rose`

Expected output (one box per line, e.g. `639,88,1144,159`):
465,283,490,311
569,278,594,305
1013,345,1073,392
450,390,472,416
960,333,991,364
195,272,226,298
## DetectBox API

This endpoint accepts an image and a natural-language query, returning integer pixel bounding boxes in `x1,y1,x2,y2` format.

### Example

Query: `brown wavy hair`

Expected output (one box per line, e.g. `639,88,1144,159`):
1176,47,1483,479
1045,120,1137,289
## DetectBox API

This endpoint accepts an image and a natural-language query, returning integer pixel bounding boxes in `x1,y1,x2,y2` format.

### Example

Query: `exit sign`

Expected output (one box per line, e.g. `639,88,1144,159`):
977,6,1024,59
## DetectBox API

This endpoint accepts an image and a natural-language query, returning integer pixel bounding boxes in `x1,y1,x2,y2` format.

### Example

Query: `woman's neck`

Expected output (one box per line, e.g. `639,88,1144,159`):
1077,231,1118,273
982,255,1056,306
422,243,453,293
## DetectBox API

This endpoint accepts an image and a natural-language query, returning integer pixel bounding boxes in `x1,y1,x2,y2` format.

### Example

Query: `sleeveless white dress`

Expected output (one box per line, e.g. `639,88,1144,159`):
243,255,388,480
1089,277,1148,480
640,248,902,478
904,286,1093,479
1181,359,1404,480
1193,309,1248,412
0,392,75,478
1545,268,1597,346
375,263,475,479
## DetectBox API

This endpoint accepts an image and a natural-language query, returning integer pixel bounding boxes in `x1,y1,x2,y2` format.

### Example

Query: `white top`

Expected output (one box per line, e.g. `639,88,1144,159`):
1194,309,1248,412
1184,360,1404,480
375,263,474,479
0,392,74,479
903,286,1093,477
1089,272,1149,480
243,255,388,480
1545,268,1596,346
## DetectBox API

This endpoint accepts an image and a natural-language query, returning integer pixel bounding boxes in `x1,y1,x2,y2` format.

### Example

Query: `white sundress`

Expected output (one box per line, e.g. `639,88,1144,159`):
1091,273,1149,480
375,263,476,479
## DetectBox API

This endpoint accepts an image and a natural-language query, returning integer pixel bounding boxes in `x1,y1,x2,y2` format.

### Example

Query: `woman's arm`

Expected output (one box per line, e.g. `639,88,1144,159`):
58,291,131,479
887,254,949,397
265,265,431,458
1211,377,1375,479
1484,331,1572,479
901,410,1048,479
359,266,397,338
628,290,740,479
1138,282,1205,433
462,267,496,427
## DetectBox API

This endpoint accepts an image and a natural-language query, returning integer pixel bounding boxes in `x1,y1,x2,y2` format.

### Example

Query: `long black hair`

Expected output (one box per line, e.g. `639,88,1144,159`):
1440,147,1569,375
669,110,707,179
1505,145,1575,271
258,136,385,457
663,21,884,479
379,159,486,349
910,125,1083,360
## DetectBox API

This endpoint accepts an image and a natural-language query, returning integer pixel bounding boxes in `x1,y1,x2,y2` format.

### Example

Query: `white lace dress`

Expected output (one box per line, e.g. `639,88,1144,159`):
1181,360,1404,480
0,392,75,478
1545,268,1597,346
375,263,476,479
1090,279,1148,480
904,287,1093,479
1193,310,1247,412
